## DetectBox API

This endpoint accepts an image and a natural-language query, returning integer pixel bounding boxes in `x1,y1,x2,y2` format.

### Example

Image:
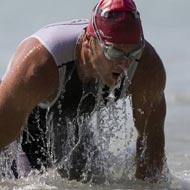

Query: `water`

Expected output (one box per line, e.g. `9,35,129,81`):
0,0,190,189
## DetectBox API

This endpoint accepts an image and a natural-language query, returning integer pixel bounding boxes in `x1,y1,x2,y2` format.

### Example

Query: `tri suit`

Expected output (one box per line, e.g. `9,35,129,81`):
15,19,138,182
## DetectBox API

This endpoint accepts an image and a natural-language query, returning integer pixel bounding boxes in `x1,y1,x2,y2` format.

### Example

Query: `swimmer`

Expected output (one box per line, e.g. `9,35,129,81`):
0,0,166,183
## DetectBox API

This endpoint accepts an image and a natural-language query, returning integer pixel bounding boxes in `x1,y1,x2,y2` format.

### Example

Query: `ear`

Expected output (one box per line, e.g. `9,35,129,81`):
83,39,94,57
83,39,91,49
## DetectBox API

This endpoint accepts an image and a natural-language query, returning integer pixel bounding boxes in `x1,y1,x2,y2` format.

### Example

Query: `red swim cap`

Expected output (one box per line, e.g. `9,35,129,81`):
87,0,143,44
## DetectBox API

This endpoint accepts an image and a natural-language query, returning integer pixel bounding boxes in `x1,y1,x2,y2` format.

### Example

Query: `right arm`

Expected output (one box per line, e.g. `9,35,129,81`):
0,38,59,149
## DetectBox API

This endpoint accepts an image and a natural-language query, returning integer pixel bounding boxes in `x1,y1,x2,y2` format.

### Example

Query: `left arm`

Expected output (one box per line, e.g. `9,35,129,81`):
133,91,166,181
129,41,167,181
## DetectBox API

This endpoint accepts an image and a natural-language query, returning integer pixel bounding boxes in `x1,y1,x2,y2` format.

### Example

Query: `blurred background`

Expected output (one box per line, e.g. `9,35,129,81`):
0,0,190,182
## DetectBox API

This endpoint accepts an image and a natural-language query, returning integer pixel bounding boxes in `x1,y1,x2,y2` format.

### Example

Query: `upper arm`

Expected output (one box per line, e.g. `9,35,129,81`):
129,41,166,135
0,38,60,148
1,37,59,114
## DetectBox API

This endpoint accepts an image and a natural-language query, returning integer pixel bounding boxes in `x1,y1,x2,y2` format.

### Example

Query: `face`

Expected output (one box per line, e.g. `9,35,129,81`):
88,40,142,87
88,1,145,87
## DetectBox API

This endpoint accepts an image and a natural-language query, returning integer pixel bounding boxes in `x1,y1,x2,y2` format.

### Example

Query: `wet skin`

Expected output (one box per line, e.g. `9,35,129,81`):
80,37,166,180
0,36,166,181
79,39,140,87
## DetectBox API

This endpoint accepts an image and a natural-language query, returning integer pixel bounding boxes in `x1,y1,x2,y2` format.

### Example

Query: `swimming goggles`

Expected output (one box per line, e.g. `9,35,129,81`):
100,42,144,61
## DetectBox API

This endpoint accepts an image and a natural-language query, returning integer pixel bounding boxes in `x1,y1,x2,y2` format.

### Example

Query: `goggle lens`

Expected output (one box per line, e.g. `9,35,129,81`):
102,43,144,61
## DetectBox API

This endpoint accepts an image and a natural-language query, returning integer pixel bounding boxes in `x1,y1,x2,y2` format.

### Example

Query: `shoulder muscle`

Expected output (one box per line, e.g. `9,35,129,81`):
129,40,166,110
1,38,59,112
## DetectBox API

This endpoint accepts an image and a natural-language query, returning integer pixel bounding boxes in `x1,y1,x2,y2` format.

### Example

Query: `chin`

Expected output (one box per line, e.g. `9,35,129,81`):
98,75,115,87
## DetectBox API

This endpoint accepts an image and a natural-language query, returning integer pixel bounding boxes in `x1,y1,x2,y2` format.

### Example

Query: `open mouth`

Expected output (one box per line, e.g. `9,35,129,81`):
112,72,121,80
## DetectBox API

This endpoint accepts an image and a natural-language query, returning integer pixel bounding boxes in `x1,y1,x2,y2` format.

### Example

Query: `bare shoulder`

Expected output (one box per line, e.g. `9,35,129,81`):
130,40,166,97
1,37,59,111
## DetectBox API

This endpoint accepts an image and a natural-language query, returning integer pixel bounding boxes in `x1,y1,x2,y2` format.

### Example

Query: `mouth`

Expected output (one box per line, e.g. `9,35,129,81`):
112,72,121,80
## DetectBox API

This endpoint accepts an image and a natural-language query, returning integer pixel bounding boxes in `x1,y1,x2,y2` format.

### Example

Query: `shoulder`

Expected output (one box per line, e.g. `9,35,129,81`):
129,40,166,100
12,37,59,89
3,37,59,110
15,37,54,65
143,40,166,88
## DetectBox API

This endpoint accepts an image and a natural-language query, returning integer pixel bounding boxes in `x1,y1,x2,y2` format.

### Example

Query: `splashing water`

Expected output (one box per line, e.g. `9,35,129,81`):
22,65,136,183
1,89,189,189
0,71,181,189
0,69,139,185
0,142,18,180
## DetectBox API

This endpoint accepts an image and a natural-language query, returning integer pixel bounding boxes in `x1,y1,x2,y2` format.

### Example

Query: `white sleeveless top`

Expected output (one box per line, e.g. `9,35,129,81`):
2,20,88,108
31,19,88,66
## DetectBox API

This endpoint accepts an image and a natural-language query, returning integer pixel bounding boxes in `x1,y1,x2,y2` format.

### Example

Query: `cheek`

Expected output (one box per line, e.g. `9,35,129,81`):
88,46,112,74
91,56,110,74
89,51,103,68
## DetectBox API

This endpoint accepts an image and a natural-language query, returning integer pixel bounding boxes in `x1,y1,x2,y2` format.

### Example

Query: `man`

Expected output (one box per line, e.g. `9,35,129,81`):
0,0,166,183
